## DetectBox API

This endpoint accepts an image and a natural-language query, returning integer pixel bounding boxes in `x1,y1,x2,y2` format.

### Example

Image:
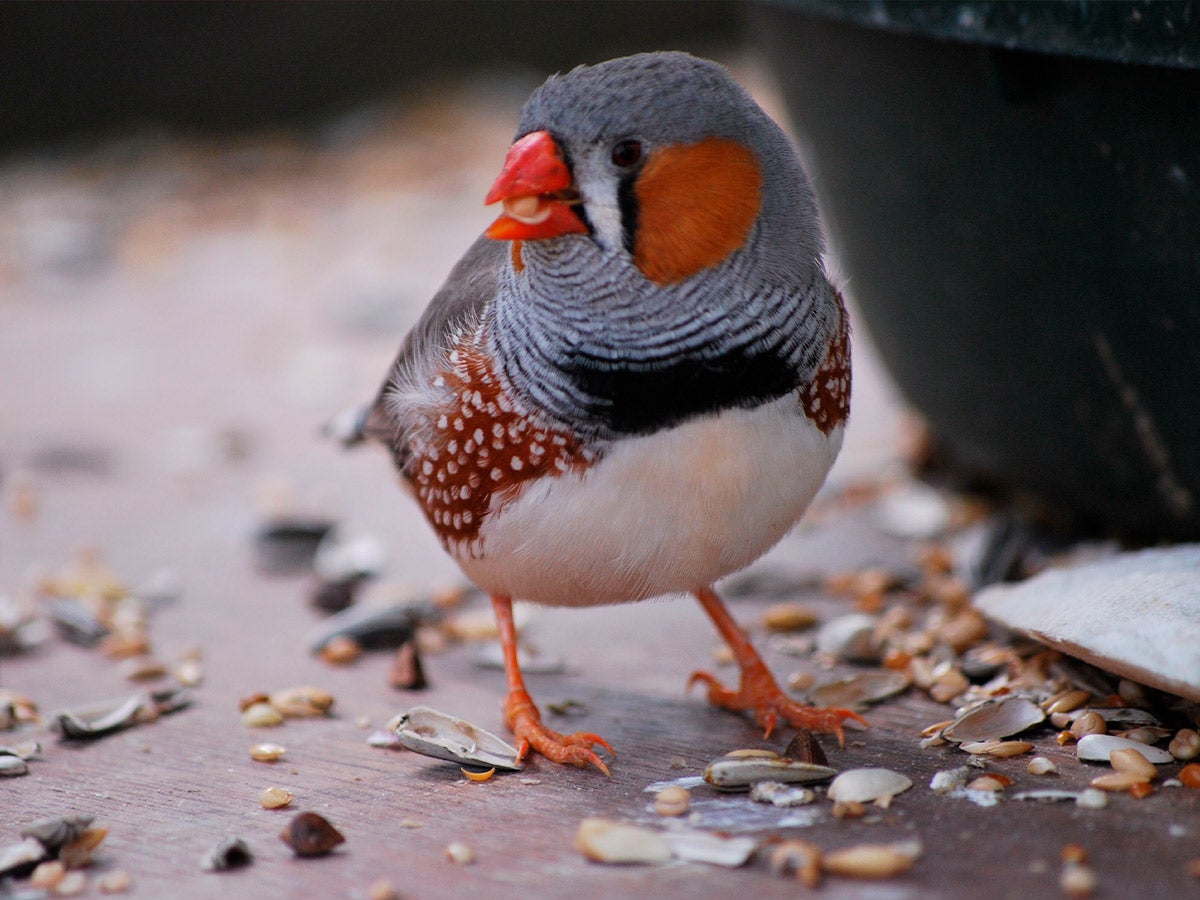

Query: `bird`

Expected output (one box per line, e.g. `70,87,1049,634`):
341,51,864,775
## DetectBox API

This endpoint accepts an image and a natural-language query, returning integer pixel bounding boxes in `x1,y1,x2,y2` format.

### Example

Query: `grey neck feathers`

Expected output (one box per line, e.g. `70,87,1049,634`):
489,228,836,439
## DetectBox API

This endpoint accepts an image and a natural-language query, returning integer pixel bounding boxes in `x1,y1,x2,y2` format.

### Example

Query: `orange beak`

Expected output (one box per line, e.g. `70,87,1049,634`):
485,130,587,241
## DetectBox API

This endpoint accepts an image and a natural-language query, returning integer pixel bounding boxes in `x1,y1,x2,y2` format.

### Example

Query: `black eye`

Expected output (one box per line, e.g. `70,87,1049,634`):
610,139,643,168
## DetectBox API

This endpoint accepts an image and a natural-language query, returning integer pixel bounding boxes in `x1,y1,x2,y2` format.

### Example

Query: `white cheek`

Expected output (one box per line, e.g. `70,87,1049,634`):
576,170,625,254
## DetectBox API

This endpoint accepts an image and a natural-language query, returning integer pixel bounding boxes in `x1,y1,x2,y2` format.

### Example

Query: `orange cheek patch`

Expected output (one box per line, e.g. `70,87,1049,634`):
633,137,762,285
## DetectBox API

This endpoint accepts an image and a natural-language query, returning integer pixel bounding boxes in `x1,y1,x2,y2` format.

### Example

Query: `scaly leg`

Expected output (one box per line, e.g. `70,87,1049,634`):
492,595,614,775
688,586,867,745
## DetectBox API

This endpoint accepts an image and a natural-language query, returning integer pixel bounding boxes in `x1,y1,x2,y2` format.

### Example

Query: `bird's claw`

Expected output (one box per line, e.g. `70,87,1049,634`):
688,667,867,747
504,690,614,776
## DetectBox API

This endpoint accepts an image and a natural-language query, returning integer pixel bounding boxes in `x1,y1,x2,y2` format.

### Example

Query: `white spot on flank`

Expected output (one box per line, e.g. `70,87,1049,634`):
492,423,505,438
453,418,464,432
530,443,544,456
437,414,448,430
474,428,485,444
490,468,503,481
510,457,524,471
421,460,433,475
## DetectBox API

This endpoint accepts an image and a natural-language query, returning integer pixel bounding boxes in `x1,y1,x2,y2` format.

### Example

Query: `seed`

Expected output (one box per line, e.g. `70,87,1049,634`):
250,742,286,762
828,768,912,804
761,602,818,632
445,841,475,865
1128,781,1155,799
31,860,66,889
280,812,345,857
242,702,284,728
1179,763,1200,788
1060,861,1097,897
101,631,151,660
786,671,816,692
654,786,690,817
116,654,168,682
462,767,495,782
1170,729,1200,761
768,839,822,887
175,660,204,687
97,870,133,893
0,756,29,777
1071,711,1107,739
1076,734,1173,764
1027,757,1058,775
1061,844,1088,864
1075,788,1108,809
200,837,253,872
966,775,1007,793
831,800,865,819
239,693,270,712
961,740,1033,758
389,640,428,690
1109,747,1158,780
1044,689,1092,715
822,841,922,879
929,667,970,704
319,636,362,666
573,818,671,864
259,787,294,809
55,871,87,896
1090,772,1148,791
783,729,828,766
269,686,334,718
367,879,400,900
60,827,107,869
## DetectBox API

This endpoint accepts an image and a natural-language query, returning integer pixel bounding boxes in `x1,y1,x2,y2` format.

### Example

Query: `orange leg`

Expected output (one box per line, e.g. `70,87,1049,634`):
491,595,614,775
688,586,867,745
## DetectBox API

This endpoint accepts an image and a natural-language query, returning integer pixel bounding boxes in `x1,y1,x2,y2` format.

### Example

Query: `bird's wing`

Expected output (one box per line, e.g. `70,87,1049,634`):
349,235,505,459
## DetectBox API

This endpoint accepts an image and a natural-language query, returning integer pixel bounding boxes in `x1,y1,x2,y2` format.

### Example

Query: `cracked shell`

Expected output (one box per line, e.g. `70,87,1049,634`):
942,696,1046,743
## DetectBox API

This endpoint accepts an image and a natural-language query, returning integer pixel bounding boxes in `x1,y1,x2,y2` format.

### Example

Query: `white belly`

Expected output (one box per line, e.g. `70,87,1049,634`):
455,395,841,606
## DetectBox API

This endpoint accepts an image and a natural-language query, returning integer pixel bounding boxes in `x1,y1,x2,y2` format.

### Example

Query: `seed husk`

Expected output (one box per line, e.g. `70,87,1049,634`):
769,839,822,887
960,740,1033,758
574,818,670,865
653,785,690,816
1027,756,1058,775
0,755,29,777
1075,788,1108,809
1044,689,1092,715
942,696,1045,743
1170,729,1200,761
827,768,912,804
444,842,475,865
310,601,424,653
930,767,971,793
0,837,49,878
750,781,816,807
809,671,910,710
392,706,523,770
249,742,286,762
60,827,107,869
318,635,362,666
663,831,757,868
280,812,345,857
117,655,168,682
259,786,294,809
21,816,94,853
200,836,253,872
31,860,66,889
367,879,400,900
97,869,133,893
966,775,1007,793
269,686,334,718
1109,747,1158,780
56,870,87,896
1076,733,1173,764
241,702,284,728
822,840,922,879
1061,861,1097,897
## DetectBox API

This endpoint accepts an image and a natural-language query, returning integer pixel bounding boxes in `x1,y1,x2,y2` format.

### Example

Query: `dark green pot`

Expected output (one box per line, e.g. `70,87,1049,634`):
758,1,1200,539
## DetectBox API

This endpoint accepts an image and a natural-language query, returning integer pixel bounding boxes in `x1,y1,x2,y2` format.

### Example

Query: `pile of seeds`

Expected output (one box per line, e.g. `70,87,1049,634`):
0,815,131,895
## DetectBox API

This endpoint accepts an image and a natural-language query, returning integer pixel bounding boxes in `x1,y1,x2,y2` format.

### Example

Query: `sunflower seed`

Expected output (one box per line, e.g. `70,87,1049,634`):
704,750,836,791
259,787,294,809
392,706,522,770
0,755,28,776
269,686,334,718
653,786,690,816
822,840,922,879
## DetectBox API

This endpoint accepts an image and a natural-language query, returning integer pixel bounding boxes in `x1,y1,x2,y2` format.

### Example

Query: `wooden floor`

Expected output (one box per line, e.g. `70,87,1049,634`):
3,64,1199,899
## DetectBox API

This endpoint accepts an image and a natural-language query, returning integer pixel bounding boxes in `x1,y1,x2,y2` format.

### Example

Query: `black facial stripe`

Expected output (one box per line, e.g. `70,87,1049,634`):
563,346,798,435
616,170,639,255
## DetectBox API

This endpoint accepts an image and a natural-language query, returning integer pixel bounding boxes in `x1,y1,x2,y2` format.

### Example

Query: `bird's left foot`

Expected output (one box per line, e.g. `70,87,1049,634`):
504,688,615,776
689,662,867,746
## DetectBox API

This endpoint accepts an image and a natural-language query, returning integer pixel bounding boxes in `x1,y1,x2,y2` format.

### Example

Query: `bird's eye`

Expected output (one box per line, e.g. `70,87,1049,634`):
610,140,643,169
